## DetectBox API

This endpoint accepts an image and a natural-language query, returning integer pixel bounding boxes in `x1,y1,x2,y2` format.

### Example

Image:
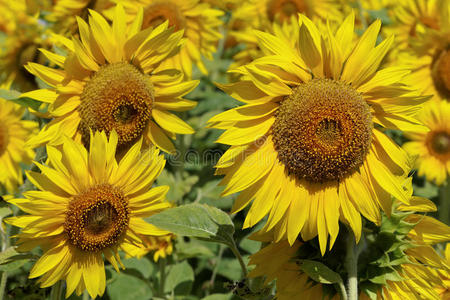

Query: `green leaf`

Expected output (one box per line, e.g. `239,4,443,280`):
0,205,12,219
297,259,344,285
360,282,380,300
156,170,199,203
165,261,194,295
0,247,19,264
107,273,152,300
369,268,403,285
239,238,261,254
146,203,235,246
0,89,21,100
175,239,215,260
122,257,156,279
211,257,244,281
0,247,36,272
198,180,235,209
0,89,42,111
9,97,43,111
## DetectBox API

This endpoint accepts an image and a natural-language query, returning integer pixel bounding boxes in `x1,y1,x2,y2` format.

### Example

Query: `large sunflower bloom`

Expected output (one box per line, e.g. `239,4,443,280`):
117,0,224,77
24,5,198,153
209,13,428,255
6,130,172,298
249,198,450,299
0,97,37,193
403,101,450,185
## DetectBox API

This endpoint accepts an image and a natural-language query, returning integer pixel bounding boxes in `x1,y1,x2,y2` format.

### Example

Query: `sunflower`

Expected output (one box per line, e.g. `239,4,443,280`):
116,0,224,77
209,13,429,255
24,5,198,153
226,0,342,72
201,0,240,11
0,96,37,193
249,198,450,300
403,101,450,185
6,130,172,298
395,1,450,102
46,0,114,36
0,0,48,91
388,0,447,50
122,234,174,261
436,244,450,299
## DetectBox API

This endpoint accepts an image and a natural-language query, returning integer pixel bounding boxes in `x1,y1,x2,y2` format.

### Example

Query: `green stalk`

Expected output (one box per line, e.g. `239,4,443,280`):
0,272,7,300
229,240,248,277
439,177,450,225
157,258,167,298
345,233,358,300
207,244,226,294
82,290,90,300
49,281,63,300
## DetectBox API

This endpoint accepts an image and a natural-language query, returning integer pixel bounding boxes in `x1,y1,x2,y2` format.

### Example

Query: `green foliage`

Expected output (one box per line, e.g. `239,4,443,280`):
297,260,344,285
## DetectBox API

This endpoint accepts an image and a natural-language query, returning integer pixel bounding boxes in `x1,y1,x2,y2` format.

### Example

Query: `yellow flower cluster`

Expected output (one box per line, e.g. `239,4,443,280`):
0,0,448,299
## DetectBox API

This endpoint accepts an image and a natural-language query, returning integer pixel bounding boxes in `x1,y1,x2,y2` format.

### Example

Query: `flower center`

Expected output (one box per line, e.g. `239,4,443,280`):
272,79,373,183
267,0,308,22
79,62,154,148
142,1,186,31
64,184,130,252
431,49,450,98
0,122,9,156
427,131,450,160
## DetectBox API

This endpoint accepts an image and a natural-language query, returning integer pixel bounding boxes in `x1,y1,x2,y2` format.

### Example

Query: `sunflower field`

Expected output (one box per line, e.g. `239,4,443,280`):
0,0,449,299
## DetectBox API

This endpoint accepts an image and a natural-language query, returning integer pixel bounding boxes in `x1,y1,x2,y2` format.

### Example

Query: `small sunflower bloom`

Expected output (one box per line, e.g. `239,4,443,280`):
393,0,450,101
24,5,198,153
389,0,446,50
122,234,174,261
227,0,342,69
0,97,37,193
116,0,224,77
0,0,49,91
210,13,428,255
404,101,450,185
46,0,114,35
6,130,172,298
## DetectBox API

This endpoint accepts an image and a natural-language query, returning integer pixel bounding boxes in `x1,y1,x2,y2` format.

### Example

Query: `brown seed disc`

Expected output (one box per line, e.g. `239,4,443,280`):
64,184,130,252
78,62,154,149
267,0,308,22
426,130,450,161
0,122,8,156
272,78,373,183
142,1,186,31
432,49,450,99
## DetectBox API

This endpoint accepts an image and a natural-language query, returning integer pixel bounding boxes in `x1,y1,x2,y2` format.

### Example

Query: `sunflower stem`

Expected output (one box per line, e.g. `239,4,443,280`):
207,244,226,294
336,280,348,300
0,209,10,300
0,271,7,300
229,240,248,277
82,290,90,300
157,258,167,298
439,177,450,225
356,0,368,30
345,233,358,300
49,281,63,300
